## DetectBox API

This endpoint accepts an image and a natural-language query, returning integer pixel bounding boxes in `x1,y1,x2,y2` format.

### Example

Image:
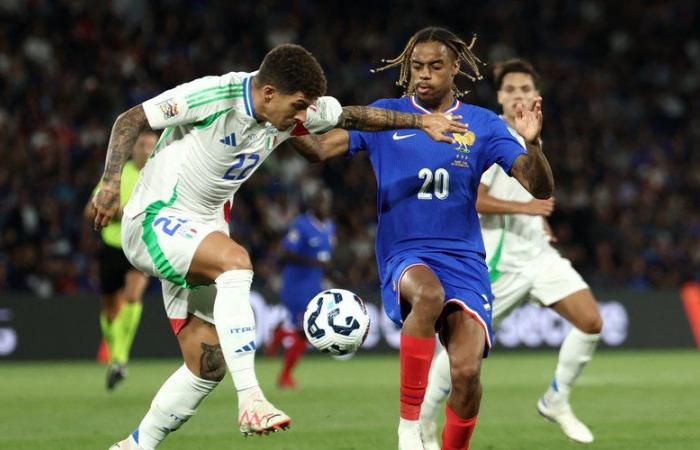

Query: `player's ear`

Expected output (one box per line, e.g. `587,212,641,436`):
496,89,506,107
452,60,460,77
262,85,276,102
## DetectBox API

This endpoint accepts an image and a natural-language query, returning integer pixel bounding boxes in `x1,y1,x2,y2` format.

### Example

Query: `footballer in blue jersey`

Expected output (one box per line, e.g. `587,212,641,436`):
280,207,336,327
288,27,554,450
271,188,337,388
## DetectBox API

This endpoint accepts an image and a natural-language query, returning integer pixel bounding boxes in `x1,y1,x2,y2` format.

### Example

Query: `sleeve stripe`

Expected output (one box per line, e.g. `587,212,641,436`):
186,87,243,105
188,92,243,109
185,83,242,102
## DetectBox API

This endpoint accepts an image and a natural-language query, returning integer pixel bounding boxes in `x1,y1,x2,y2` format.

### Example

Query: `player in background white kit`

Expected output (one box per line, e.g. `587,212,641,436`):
420,59,603,448
91,44,468,450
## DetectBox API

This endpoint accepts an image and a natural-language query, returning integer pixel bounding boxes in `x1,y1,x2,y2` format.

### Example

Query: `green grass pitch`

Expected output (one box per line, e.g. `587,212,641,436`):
1,350,698,449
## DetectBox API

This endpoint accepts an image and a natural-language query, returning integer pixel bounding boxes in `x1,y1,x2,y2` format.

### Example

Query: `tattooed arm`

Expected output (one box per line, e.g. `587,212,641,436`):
509,141,554,199
288,130,348,163
337,106,465,143
92,104,151,229
290,102,470,162
509,96,554,199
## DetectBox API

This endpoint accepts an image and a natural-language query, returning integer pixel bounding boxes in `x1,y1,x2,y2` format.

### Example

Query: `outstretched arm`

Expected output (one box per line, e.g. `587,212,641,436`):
291,99,470,162
288,130,349,163
509,97,554,199
92,104,151,229
337,106,466,143
476,183,554,216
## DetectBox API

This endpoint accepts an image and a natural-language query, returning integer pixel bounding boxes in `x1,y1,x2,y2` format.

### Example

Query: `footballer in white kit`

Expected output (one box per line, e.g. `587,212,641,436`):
121,71,341,333
95,44,468,450
479,123,588,323
421,59,603,448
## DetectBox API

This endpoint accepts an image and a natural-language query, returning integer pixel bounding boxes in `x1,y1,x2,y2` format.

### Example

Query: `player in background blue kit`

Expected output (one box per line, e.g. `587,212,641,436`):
271,187,337,388
289,27,554,450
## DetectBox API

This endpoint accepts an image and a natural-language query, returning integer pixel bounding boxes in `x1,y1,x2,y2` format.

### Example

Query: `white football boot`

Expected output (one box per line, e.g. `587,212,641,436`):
419,416,440,450
537,393,594,444
108,434,141,450
398,420,425,450
238,391,292,436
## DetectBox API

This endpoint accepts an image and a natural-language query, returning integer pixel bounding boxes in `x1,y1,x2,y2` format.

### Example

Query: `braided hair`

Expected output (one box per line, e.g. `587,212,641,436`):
372,27,485,97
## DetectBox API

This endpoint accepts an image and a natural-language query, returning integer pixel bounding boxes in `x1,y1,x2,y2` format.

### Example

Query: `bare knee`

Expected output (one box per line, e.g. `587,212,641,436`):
409,284,445,321
101,293,122,320
197,342,226,382
449,359,481,396
578,313,603,334
122,271,148,302
220,243,252,272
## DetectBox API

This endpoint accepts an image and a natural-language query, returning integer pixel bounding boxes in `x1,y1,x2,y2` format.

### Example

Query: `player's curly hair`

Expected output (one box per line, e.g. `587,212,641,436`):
258,44,327,99
493,58,540,90
372,27,485,97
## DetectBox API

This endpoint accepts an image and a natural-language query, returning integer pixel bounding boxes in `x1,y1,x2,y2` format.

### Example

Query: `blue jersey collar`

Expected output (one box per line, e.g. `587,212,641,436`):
243,76,256,119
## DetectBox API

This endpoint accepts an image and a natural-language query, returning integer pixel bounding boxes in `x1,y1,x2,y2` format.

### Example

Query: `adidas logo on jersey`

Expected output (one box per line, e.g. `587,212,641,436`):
220,132,237,147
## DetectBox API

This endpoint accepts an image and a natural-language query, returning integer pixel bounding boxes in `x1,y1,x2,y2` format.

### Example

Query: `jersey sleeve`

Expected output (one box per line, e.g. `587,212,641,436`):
142,74,242,129
282,218,306,254
485,114,527,175
347,99,392,157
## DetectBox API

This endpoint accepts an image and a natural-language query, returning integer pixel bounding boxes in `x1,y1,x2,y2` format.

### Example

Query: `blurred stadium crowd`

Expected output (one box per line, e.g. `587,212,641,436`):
1,0,698,298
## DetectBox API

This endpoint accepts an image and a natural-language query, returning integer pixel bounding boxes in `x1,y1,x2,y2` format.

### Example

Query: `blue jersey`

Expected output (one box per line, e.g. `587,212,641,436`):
348,96,526,290
280,213,336,309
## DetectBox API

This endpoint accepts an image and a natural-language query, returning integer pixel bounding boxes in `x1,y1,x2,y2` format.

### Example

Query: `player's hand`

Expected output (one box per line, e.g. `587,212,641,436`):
92,183,120,230
421,113,468,144
524,197,554,216
514,96,543,144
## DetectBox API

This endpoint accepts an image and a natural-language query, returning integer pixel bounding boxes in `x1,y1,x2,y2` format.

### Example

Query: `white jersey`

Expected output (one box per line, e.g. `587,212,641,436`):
124,71,341,221
480,119,551,276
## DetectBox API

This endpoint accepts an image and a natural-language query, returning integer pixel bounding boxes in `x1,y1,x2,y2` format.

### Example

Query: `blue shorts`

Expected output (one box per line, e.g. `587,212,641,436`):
381,251,494,355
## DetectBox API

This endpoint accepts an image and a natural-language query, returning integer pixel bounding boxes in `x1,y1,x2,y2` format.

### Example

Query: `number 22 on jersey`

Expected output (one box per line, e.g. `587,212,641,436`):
223,154,260,181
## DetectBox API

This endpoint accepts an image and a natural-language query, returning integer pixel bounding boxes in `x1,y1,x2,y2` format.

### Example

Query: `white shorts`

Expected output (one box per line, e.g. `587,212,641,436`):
122,207,227,333
491,249,588,329
161,282,216,334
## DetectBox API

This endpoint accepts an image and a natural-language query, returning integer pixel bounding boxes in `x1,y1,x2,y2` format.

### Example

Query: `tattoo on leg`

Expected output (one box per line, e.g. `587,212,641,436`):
199,343,226,382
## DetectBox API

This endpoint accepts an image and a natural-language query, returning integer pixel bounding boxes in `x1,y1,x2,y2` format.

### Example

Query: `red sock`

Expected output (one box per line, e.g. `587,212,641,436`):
96,339,110,364
280,333,306,380
399,333,436,420
266,325,292,357
441,405,478,450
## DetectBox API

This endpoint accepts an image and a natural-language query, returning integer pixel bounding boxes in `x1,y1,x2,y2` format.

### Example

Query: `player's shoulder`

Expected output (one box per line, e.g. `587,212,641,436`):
368,96,413,112
456,103,499,121
457,103,507,137
207,70,251,86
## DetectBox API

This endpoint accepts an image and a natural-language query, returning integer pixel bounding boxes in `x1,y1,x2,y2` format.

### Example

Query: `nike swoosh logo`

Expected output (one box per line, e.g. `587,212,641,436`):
392,132,416,141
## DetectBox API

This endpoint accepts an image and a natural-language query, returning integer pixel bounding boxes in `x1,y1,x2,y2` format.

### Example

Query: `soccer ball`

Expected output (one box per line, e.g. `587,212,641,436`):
303,289,370,355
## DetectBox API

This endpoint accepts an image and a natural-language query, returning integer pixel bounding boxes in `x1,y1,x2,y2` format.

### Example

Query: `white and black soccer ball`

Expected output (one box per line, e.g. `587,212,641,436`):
303,289,370,355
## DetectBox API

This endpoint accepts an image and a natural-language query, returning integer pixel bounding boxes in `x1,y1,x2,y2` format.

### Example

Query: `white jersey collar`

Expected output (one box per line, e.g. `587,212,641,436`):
410,95,460,115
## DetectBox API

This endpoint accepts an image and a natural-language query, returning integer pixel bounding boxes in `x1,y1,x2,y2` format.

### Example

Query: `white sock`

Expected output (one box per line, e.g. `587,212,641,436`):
547,328,600,401
213,269,261,407
133,364,218,449
421,346,451,421
398,417,420,433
